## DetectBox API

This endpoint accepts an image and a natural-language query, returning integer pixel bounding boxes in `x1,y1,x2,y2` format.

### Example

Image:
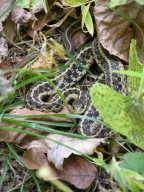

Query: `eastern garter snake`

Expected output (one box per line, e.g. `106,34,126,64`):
26,34,127,136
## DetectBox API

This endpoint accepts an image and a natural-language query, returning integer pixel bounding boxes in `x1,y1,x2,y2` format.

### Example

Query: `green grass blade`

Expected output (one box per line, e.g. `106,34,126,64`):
6,143,24,166
0,157,9,190
3,118,92,139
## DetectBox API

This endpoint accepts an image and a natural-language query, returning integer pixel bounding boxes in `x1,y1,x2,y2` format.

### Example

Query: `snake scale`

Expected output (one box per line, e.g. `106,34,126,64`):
26,38,127,136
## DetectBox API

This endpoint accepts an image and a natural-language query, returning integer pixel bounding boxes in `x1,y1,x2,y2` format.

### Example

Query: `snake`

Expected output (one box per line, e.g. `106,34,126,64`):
26,37,127,136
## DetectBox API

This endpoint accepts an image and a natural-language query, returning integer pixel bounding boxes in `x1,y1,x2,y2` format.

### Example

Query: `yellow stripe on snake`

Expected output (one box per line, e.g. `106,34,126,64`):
26,38,127,136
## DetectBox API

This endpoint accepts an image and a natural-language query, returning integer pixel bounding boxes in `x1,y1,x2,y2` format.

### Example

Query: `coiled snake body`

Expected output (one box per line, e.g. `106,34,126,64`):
26,38,126,136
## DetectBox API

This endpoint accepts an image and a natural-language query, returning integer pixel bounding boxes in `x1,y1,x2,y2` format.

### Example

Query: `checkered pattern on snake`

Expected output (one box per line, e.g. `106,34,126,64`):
26,38,127,136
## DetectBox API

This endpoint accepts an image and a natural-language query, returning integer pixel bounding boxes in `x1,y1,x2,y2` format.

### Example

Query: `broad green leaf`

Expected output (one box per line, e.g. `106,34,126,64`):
15,0,43,10
128,39,143,96
63,0,87,6
109,0,130,8
110,159,144,192
15,0,30,8
135,0,144,5
109,0,144,7
109,158,128,191
90,82,144,149
94,156,144,191
113,70,144,78
30,0,44,11
120,152,144,175
107,158,144,191
113,40,144,96
113,40,144,126
81,5,94,36
81,5,89,29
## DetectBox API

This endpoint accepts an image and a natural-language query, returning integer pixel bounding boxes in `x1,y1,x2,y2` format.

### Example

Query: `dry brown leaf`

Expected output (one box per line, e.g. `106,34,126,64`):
0,0,14,23
11,7,35,24
27,10,58,37
4,17,16,41
0,37,8,63
0,121,35,144
24,133,104,169
93,0,144,62
23,148,49,169
0,106,72,144
0,71,13,99
10,106,72,123
31,54,56,70
72,30,91,49
30,13,57,32
32,38,65,69
57,156,97,189
24,149,97,189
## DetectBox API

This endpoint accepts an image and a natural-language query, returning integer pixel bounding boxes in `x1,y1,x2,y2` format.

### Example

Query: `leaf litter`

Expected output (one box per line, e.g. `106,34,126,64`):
0,0,144,191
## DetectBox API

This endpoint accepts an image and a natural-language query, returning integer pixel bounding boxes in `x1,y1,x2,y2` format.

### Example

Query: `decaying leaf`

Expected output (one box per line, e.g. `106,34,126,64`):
24,150,97,189
0,0,14,23
0,37,8,63
11,7,35,24
0,70,13,100
57,156,97,189
31,55,56,70
24,133,104,169
93,0,144,62
3,17,16,41
72,29,91,49
37,167,74,192
23,147,49,169
0,106,72,144
31,38,66,70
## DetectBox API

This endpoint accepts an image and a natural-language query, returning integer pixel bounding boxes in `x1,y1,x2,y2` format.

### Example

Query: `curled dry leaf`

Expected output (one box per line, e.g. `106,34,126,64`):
93,0,144,62
4,17,16,42
0,37,8,62
31,55,56,70
0,70,13,99
0,0,14,23
31,38,66,70
24,150,97,189
57,156,97,189
11,7,35,24
24,133,104,169
72,30,92,49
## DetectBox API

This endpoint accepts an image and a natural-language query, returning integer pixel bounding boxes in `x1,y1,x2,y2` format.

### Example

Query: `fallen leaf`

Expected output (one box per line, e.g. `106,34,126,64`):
57,156,97,189
11,7,35,24
0,0,14,23
24,149,97,189
0,37,8,63
93,0,144,62
0,106,72,144
30,12,57,32
23,147,49,169
11,106,72,123
0,70,13,100
32,38,66,69
25,133,104,169
31,55,56,70
72,30,91,49
4,17,16,41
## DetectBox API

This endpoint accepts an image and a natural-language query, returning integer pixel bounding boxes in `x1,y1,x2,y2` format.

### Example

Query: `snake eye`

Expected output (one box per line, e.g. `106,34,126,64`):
40,94,50,102
67,98,75,106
